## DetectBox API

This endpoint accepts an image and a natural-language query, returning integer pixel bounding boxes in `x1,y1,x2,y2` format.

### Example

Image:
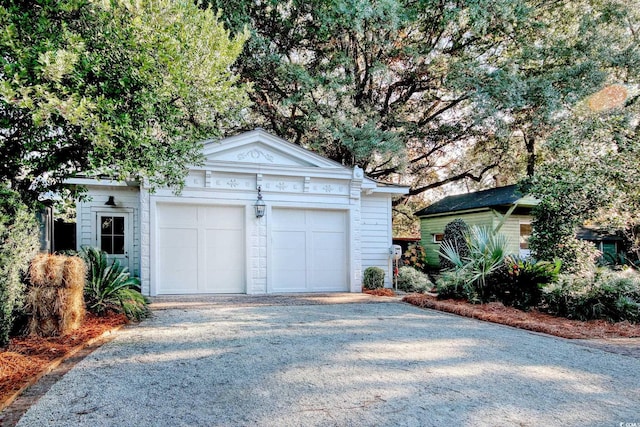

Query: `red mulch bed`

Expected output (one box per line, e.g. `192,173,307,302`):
363,288,396,297
0,313,128,409
403,294,640,339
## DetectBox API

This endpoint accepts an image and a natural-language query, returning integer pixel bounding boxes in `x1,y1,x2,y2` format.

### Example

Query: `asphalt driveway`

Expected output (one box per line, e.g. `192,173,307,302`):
15,296,640,426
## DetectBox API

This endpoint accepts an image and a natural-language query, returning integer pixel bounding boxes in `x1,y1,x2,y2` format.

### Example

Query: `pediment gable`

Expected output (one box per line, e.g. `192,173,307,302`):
201,129,344,169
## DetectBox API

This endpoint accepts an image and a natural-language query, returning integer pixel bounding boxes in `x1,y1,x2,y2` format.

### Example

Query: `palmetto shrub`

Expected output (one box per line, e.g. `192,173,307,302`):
439,225,510,302
363,266,385,290
81,247,149,320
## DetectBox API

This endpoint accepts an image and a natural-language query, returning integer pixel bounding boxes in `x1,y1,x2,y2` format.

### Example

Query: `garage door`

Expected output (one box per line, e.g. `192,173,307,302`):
272,209,348,292
156,204,245,294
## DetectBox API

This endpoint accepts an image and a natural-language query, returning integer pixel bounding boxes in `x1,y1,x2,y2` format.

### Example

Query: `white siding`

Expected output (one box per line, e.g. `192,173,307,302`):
76,186,141,277
361,194,393,288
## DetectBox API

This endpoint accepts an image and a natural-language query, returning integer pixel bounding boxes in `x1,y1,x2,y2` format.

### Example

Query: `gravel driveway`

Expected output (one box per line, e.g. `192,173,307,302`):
16,296,640,426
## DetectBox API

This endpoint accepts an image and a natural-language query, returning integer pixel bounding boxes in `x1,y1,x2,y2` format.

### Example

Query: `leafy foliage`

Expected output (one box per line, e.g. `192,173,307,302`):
526,88,639,273
435,270,477,301
363,266,385,290
439,226,511,302
81,247,149,321
396,266,432,293
204,0,637,199
541,269,640,323
0,188,39,346
493,256,562,309
439,219,470,270
0,0,249,204
402,244,426,271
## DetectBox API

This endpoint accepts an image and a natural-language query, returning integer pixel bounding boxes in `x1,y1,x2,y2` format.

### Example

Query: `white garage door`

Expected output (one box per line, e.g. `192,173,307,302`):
156,204,245,294
272,208,348,292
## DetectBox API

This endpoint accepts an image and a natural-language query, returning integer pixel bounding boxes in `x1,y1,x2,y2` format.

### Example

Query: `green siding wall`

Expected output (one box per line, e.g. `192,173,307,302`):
495,214,531,256
419,211,532,267
420,211,494,267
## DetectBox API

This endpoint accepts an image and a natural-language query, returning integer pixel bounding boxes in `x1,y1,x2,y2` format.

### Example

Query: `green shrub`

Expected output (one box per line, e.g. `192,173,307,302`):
0,189,39,346
439,225,510,302
81,247,149,320
396,266,432,293
363,266,385,290
436,269,478,301
530,227,600,275
439,219,470,270
493,256,561,310
541,268,640,323
402,244,426,271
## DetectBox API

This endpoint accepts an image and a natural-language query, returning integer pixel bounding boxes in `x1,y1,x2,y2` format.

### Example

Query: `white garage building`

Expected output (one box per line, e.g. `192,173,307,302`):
73,129,408,296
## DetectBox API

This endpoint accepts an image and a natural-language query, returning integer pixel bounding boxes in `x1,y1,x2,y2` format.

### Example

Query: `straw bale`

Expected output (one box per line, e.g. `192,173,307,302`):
29,254,67,287
62,256,86,290
26,285,86,337
28,254,49,287
59,285,85,332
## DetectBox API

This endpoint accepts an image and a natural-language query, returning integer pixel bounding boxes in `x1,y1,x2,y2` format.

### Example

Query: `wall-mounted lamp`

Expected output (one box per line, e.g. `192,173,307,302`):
254,186,265,218
105,196,116,207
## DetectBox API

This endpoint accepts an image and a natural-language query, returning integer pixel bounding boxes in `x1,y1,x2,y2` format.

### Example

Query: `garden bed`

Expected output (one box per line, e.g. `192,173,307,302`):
0,313,128,411
403,294,640,339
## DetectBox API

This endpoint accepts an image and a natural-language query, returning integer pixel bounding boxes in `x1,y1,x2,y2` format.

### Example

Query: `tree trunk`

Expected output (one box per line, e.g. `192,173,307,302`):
524,133,536,177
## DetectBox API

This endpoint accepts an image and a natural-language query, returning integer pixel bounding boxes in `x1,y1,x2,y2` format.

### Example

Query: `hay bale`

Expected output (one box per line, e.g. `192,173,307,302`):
29,254,66,287
62,256,86,290
26,287,63,337
59,284,85,332
26,255,87,337
29,254,49,287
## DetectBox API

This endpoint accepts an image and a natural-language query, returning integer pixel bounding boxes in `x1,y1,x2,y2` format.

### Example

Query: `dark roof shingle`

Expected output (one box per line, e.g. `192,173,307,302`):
415,185,525,217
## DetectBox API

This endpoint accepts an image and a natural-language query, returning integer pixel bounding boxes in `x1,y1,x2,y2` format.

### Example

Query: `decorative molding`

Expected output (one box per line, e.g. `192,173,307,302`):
350,166,364,200
205,170,212,188
237,149,274,163
304,177,310,193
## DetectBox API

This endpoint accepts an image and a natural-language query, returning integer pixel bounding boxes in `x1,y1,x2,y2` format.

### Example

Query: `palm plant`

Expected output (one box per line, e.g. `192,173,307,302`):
439,226,510,302
81,247,149,320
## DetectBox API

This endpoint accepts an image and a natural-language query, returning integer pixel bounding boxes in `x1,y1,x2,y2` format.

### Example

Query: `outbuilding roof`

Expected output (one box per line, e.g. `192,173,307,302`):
415,185,536,217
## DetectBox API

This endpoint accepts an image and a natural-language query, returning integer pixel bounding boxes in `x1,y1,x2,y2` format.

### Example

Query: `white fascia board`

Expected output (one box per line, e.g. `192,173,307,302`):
368,185,410,195
361,176,409,195
197,162,353,179
515,195,540,207
65,177,132,187
202,129,346,169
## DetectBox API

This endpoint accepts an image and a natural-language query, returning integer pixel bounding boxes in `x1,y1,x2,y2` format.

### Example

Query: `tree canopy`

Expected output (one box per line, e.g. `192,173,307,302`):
204,0,636,201
0,0,250,204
